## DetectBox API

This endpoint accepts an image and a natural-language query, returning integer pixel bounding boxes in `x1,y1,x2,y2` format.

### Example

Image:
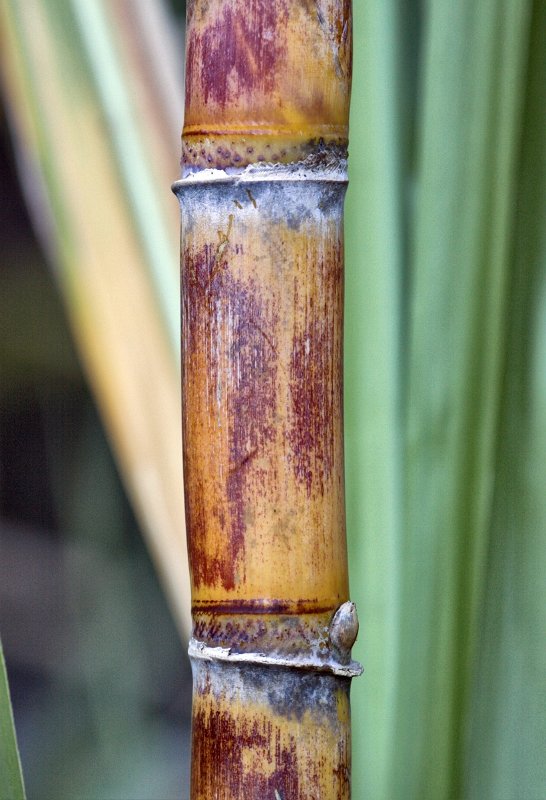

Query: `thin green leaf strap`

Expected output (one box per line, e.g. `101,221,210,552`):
0,640,26,800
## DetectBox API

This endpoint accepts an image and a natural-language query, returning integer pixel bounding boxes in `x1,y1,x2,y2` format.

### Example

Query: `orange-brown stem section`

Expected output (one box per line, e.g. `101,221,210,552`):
182,0,352,175
191,661,351,800
175,1,356,797
181,179,348,606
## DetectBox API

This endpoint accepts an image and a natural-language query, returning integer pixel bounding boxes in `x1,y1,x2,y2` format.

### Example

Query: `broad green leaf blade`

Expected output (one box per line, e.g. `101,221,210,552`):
347,2,544,799
465,3,546,797
394,2,532,799
344,1,406,798
0,641,26,800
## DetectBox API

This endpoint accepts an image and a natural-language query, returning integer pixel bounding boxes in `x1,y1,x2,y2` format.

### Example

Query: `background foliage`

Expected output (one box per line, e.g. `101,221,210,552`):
0,1,544,799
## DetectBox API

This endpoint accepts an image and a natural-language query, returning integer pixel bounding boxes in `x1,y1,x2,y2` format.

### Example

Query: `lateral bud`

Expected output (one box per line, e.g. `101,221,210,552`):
329,601,359,664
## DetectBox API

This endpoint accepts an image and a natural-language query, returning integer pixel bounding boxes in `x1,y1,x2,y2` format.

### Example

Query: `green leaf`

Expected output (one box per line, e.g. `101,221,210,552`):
464,3,546,797
346,1,545,799
393,2,532,798
345,0,405,797
0,640,26,800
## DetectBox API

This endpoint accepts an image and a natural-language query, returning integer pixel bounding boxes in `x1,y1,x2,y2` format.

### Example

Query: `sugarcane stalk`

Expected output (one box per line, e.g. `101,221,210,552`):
173,2,360,797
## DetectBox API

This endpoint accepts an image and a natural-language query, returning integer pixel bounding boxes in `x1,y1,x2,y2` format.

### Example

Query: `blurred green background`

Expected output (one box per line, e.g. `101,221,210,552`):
0,1,545,799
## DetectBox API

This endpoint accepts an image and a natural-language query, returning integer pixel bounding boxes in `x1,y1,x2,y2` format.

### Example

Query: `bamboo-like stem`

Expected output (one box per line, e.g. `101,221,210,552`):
173,2,360,797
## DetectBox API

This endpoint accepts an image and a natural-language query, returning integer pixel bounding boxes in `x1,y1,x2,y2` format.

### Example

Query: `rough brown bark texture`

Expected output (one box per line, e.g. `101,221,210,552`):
173,2,360,797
